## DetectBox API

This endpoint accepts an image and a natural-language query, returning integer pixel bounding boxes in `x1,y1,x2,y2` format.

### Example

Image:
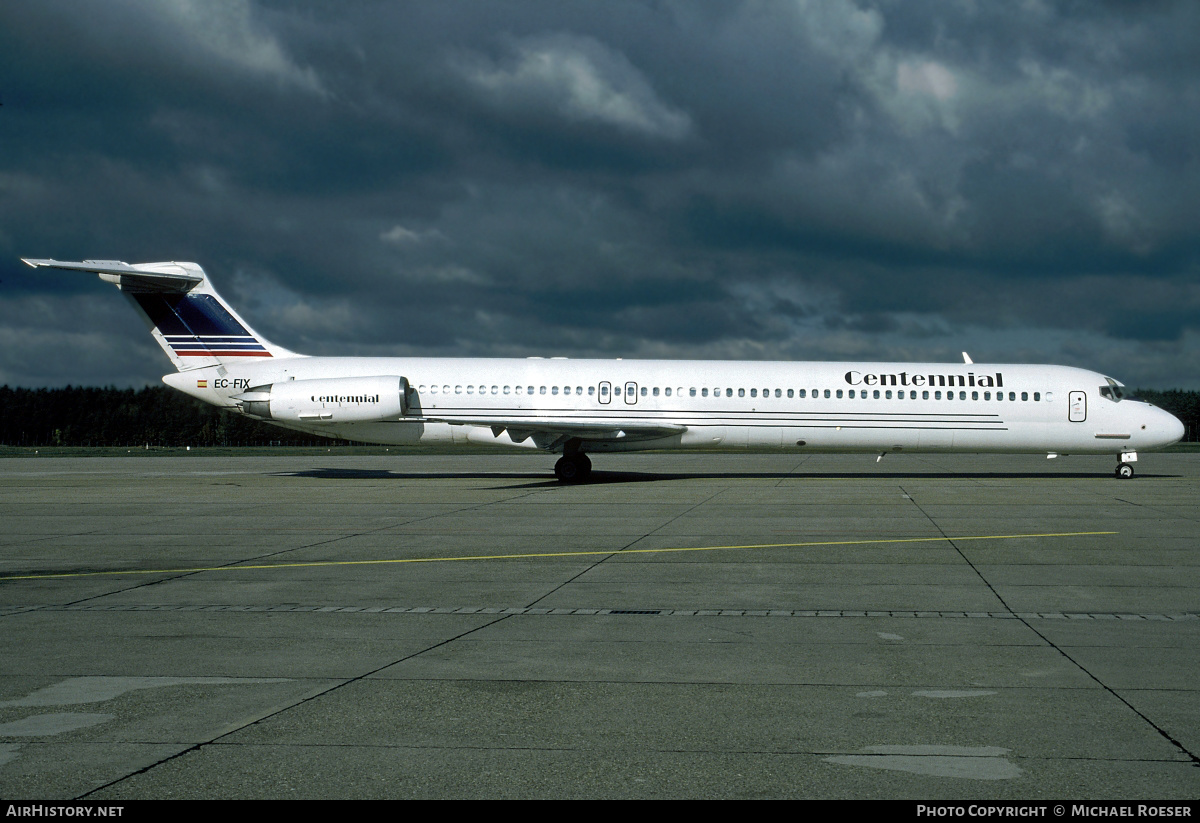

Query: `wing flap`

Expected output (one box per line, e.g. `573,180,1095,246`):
425,415,686,444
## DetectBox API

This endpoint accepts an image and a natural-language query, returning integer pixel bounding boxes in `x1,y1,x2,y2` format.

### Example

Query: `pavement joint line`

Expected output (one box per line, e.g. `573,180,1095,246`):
0,530,1119,581
13,603,1197,620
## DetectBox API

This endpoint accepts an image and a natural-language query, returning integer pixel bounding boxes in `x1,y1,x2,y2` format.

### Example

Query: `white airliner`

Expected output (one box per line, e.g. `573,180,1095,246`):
24,258,1184,481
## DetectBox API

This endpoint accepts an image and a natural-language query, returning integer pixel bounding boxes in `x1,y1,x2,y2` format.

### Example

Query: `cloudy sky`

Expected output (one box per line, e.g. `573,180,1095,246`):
2,0,1198,388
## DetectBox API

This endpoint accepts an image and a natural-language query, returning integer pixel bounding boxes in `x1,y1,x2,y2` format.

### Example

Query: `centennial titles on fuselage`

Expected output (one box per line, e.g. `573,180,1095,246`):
317,394,381,404
845,370,1005,388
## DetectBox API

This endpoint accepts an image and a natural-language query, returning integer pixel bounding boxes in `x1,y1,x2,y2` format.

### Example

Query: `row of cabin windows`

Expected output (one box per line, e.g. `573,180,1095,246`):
420,384,593,396
415,384,1046,402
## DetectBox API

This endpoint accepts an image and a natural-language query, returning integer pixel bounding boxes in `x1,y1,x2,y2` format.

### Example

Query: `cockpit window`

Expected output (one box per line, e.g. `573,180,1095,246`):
1100,379,1129,402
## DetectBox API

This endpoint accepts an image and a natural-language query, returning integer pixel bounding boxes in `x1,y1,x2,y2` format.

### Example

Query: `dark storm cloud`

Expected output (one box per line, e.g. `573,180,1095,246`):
1,0,1198,389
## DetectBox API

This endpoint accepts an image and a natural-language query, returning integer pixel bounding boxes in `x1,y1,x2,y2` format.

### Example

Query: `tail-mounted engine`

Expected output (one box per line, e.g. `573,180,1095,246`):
235,375,408,423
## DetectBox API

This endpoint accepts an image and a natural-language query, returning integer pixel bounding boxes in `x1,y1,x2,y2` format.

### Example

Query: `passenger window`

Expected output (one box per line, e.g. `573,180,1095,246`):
788,389,795,398
726,388,733,397
641,387,648,397
701,388,708,397
836,389,843,399
690,388,697,397
588,386,595,396
922,391,929,399
1021,392,1028,401
1009,392,1016,401
971,391,978,400
749,389,755,398
741,388,747,398
848,390,855,399
1034,392,1040,401
539,386,546,395
824,389,831,399
885,390,892,399
935,391,941,400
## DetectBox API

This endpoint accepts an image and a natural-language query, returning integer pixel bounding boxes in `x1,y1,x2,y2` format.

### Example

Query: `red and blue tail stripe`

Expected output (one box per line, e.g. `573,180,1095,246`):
162,335,270,357
134,292,273,359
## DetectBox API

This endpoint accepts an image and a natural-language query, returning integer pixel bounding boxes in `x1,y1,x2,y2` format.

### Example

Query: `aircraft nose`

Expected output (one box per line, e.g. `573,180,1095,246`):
1166,411,1185,445
1153,408,1185,448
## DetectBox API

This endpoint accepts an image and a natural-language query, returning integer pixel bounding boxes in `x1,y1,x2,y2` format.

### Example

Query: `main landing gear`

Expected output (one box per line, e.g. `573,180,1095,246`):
554,439,592,484
1115,462,1135,479
554,453,592,483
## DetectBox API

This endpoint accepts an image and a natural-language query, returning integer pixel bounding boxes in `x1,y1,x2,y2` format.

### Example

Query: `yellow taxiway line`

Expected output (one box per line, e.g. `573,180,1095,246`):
2,531,1117,581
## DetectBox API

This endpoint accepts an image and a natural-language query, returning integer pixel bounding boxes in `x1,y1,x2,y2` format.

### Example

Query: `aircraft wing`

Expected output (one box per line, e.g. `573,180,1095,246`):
423,415,686,449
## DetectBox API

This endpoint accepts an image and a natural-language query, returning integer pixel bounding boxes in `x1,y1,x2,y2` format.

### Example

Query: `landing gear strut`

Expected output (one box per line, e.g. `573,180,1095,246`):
554,439,592,484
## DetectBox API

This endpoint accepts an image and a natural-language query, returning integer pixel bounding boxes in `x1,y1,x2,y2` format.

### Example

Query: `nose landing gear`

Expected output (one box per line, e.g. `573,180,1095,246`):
1115,462,1134,479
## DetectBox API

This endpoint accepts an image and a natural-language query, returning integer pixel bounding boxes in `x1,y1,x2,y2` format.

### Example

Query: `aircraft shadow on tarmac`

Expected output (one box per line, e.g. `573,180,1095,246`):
276,467,1172,487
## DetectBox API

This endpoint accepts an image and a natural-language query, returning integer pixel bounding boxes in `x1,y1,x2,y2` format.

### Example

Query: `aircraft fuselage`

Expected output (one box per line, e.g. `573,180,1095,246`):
164,356,1184,457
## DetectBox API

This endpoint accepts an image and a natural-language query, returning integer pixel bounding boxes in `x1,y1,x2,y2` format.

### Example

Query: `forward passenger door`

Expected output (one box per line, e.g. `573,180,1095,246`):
1068,391,1087,422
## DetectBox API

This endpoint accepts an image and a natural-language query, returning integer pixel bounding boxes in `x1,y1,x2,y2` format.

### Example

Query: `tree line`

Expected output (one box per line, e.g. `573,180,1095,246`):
0,384,1197,447
0,385,341,447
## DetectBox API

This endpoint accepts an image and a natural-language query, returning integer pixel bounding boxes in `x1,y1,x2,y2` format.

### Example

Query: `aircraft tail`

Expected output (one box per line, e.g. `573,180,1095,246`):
22,258,302,371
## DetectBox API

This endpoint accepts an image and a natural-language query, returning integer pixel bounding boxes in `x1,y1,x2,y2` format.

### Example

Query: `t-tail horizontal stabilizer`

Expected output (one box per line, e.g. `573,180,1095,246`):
21,258,202,292
22,258,302,370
